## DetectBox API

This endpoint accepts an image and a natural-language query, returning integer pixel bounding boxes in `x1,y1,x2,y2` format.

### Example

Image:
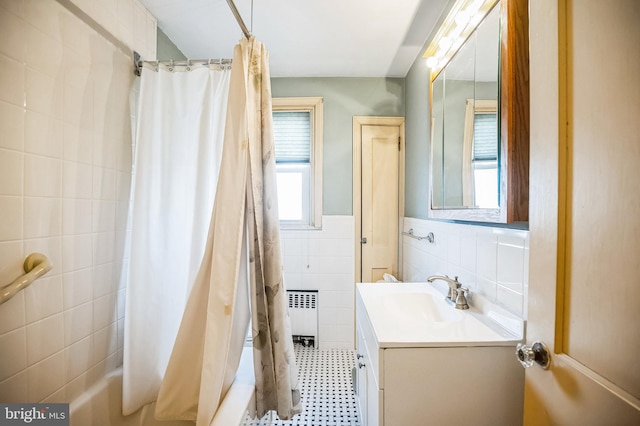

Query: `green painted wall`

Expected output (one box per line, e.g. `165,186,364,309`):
271,77,405,215
157,28,186,60
404,53,431,219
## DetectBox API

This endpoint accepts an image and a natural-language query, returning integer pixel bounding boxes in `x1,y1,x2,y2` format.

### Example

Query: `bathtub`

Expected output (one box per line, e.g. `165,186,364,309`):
70,347,255,426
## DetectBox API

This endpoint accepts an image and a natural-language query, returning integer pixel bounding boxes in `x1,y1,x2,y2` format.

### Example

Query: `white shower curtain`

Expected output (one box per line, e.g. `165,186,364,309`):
123,63,231,415
155,36,301,425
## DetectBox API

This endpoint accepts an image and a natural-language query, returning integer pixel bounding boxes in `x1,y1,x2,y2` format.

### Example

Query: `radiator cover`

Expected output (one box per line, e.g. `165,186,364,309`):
287,290,318,347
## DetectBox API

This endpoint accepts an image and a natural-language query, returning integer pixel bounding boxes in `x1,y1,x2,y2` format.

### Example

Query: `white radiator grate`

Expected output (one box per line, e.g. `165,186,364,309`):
287,290,318,347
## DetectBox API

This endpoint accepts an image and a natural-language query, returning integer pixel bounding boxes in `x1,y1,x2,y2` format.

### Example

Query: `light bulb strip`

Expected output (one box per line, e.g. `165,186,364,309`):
423,0,498,80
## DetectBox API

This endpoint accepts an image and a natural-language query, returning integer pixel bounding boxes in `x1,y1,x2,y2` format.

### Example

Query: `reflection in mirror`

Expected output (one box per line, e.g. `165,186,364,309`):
429,2,501,212
431,73,445,208
470,5,500,208
465,99,498,207
442,34,476,208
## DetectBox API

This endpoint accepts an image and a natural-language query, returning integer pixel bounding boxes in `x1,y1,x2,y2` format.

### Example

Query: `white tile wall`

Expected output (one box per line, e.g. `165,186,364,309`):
281,216,355,350
402,217,529,322
0,0,156,403
281,216,527,348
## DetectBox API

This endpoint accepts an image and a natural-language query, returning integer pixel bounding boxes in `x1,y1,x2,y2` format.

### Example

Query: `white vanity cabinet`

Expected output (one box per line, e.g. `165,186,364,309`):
355,307,382,426
355,283,524,426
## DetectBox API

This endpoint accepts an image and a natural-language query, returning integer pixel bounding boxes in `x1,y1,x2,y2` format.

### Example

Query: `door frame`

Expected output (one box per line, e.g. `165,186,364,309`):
353,116,405,284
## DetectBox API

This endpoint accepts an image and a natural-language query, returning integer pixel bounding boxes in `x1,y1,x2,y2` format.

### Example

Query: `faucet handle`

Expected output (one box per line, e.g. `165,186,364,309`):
455,287,470,310
447,276,461,301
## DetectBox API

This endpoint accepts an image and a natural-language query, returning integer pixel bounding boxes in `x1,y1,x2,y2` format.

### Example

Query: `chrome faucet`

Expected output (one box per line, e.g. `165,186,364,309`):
427,275,460,301
426,275,470,309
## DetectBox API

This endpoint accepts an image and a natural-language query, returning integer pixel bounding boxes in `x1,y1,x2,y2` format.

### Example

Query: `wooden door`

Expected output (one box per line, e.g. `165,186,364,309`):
353,117,404,283
525,0,640,423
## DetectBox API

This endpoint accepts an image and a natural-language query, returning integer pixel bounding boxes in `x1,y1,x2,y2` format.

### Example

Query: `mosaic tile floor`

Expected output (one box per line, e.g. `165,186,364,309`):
242,345,361,426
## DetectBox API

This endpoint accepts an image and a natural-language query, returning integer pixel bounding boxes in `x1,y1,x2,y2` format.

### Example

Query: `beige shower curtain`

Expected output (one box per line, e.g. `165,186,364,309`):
154,37,301,425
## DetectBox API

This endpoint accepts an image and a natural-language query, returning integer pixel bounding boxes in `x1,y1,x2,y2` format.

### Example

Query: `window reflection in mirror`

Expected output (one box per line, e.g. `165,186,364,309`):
472,6,500,208
430,4,501,211
466,100,498,208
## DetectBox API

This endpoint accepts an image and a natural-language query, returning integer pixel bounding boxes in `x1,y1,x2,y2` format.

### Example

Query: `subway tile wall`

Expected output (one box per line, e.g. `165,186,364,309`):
281,216,355,350
0,0,155,403
402,217,529,320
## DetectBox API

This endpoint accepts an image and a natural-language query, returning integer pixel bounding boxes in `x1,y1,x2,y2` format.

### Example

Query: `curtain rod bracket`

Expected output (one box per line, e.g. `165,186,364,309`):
133,51,142,76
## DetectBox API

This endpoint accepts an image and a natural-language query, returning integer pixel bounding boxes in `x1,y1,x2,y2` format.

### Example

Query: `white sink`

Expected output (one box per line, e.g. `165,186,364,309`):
355,282,525,426
356,282,521,348
382,292,463,323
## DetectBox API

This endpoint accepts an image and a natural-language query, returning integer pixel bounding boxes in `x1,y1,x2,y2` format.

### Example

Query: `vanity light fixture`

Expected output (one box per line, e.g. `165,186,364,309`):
424,0,498,80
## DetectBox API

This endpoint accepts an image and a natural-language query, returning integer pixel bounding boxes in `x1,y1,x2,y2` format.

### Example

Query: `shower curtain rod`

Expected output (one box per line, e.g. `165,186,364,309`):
226,0,251,39
132,0,249,76
133,55,232,76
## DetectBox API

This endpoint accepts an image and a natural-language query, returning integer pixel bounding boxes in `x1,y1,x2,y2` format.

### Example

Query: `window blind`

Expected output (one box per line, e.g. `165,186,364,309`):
273,111,311,163
473,113,498,161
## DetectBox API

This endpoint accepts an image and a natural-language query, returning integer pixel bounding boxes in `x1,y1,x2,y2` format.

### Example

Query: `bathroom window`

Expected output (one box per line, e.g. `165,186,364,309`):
272,97,323,228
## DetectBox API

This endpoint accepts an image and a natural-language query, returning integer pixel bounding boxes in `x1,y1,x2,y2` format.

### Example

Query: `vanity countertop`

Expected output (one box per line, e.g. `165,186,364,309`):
356,282,522,348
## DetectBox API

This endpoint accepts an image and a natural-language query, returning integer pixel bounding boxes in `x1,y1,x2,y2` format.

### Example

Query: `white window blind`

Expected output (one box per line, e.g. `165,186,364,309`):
271,97,323,229
472,113,498,161
273,111,311,163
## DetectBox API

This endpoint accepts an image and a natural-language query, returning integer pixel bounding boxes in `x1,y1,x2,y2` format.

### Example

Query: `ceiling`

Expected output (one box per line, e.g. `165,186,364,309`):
139,0,454,78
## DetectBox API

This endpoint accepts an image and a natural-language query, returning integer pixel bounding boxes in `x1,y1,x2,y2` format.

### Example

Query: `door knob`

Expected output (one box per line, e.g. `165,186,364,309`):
516,342,550,369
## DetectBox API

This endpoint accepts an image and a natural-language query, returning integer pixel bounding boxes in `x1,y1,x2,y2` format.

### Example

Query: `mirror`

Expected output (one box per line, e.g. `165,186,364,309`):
427,0,529,223
431,4,501,213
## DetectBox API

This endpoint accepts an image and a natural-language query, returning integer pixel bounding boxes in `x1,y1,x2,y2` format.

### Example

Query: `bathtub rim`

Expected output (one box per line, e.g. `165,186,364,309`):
69,347,256,426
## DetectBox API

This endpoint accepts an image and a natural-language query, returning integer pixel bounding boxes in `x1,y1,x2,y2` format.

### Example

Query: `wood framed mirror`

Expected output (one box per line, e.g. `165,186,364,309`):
426,0,529,223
